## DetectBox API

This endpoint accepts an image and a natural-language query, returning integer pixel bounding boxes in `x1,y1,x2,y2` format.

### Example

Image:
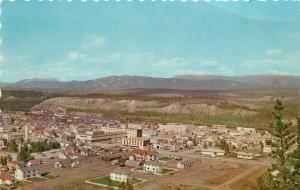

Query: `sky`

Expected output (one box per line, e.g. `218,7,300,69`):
0,1,300,82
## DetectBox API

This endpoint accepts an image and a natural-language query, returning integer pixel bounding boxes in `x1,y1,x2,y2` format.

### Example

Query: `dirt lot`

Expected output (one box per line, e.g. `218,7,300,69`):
21,158,112,190
136,159,258,190
229,166,268,190
19,158,267,190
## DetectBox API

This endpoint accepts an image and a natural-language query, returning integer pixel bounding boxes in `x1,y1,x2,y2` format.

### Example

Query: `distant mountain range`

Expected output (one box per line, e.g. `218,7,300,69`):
2,75,300,91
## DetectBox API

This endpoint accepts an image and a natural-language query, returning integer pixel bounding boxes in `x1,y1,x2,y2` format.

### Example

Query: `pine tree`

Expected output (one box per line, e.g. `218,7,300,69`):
8,140,18,153
258,100,298,190
291,117,300,188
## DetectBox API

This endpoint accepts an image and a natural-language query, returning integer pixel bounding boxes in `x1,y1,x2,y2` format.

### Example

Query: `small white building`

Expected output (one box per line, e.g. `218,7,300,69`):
144,161,164,174
15,164,41,181
237,152,254,160
263,145,272,154
237,127,256,133
109,169,133,183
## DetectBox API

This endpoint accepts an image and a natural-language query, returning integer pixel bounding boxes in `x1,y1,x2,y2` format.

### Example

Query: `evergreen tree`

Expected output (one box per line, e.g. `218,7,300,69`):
8,140,18,153
19,143,30,161
258,100,298,190
291,117,300,188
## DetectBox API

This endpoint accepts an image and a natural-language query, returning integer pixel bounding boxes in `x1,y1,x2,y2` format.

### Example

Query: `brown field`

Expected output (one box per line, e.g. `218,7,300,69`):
229,166,269,190
18,157,268,190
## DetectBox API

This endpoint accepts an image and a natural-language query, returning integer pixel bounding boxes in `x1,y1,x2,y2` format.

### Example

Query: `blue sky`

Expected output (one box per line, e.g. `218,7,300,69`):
1,1,300,82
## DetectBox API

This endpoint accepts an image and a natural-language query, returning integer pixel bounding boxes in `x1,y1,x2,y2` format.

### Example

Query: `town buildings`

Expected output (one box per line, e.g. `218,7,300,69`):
131,149,157,161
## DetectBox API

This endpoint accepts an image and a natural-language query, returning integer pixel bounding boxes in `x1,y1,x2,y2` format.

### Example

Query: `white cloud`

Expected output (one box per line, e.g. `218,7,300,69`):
0,53,4,63
241,51,300,75
266,48,283,56
67,52,87,61
83,35,105,47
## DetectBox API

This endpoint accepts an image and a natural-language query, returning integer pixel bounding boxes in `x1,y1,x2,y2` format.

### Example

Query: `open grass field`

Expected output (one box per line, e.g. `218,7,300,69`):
87,176,142,188
159,157,174,161
161,168,177,174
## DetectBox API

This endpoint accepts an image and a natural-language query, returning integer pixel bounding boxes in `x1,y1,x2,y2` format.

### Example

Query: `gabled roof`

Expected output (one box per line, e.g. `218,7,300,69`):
18,164,39,173
131,149,156,156
0,174,14,181
111,168,132,175
144,161,163,167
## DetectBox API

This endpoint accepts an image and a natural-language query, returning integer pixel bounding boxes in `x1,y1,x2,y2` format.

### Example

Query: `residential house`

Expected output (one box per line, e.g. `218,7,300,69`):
15,164,41,181
109,169,133,183
131,149,157,161
54,158,81,168
59,151,81,160
144,161,164,174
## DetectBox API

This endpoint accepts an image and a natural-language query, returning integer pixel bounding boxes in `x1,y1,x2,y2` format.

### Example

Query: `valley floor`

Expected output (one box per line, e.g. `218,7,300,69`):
19,157,268,190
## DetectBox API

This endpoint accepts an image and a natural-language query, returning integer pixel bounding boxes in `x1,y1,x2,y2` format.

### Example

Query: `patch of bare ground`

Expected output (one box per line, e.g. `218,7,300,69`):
203,162,251,186
21,158,112,190
228,166,268,190
157,183,210,190
138,159,257,190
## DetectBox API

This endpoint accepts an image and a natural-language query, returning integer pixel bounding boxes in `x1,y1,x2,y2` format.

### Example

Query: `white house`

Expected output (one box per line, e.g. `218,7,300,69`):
15,164,41,181
144,161,164,174
109,169,133,183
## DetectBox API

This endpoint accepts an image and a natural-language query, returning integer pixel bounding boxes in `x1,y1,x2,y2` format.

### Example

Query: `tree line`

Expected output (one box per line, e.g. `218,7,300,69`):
6,139,60,161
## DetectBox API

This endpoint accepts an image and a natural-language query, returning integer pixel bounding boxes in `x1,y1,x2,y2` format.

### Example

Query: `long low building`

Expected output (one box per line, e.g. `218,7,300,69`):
201,148,225,157
177,158,201,169
76,131,125,143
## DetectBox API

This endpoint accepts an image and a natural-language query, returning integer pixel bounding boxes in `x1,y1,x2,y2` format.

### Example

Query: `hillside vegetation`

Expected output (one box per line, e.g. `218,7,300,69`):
0,89,299,129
